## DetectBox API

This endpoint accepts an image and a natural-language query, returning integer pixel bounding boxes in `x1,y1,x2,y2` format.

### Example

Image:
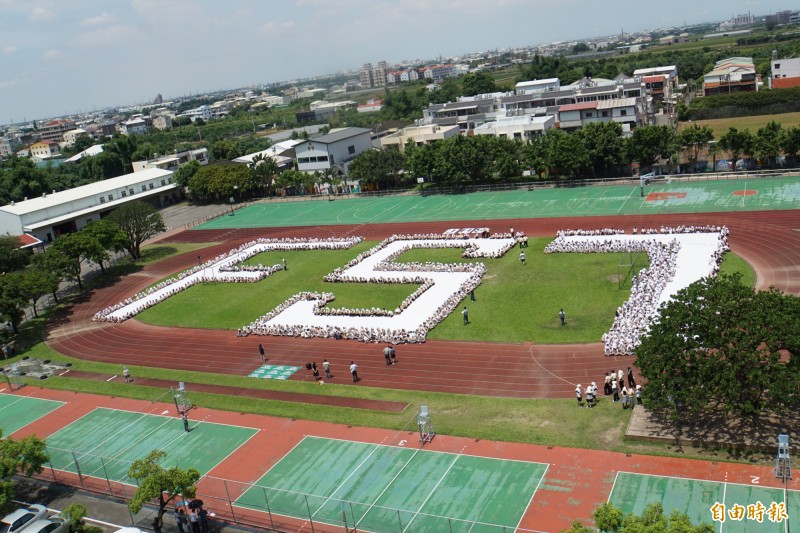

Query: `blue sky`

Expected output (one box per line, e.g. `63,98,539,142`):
0,0,791,121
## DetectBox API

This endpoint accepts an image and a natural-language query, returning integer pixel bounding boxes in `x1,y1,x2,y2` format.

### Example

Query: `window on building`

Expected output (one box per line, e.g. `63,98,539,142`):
161,180,166,186
129,189,134,195
149,183,154,189
602,111,609,117
585,112,593,118
775,64,781,69
108,194,113,201
620,109,628,116
121,191,127,197
142,185,147,192
348,145,356,155
99,197,105,204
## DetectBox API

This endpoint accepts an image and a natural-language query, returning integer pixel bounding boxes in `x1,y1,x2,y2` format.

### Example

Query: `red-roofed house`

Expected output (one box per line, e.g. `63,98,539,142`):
643,75,667,99
36,119,76,143
558,101,598,130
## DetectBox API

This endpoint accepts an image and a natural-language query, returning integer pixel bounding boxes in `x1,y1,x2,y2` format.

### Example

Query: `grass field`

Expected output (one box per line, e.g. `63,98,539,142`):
135,238,648,344
679,112,800,136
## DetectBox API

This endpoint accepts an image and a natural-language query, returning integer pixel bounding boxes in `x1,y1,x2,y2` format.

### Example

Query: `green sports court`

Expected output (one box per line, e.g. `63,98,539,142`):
609,472,799,533
234,436,547,532
0,393,63,435
195,176,800,230
44,408,258,484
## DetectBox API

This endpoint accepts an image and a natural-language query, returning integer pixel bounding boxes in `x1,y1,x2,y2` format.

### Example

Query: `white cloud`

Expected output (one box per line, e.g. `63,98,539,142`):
0,78,22,90
2,45,16,54
259,20,297,36
42,49,65,60
72,25,141,47
28,7,55,23
81,12,116,26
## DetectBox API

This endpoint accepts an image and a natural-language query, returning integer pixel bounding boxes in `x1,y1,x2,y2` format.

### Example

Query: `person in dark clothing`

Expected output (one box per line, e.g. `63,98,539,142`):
311,362,320,379
627,367,636,388
258,344,265,363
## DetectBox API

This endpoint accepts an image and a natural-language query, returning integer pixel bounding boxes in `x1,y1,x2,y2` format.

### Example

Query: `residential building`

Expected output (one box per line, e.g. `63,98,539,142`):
121,117,151,136
132,148,209,173
36,119,76,143
357,99,383,113
63,128,88,148
400,69,420,82
557,97,642,132
0,168,178,242
29,140,61,160
1,138,21,159
152,115,173,131
770,57,800,89
472,115,555,141
261,95,290,106
703,57,758,96
515,78,560,95
380,125,461,152
373,61,388,87
232,139,300,171
179,105,213,122
422,64,458,81
765,10,799,26
360,63,374,88
294,127,372,174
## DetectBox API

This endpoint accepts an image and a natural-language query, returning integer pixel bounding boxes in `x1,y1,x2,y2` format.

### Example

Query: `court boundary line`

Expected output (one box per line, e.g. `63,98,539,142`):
96,406,260,431
607,470,621,503
353,448,421,529
311,434,550,467
402,454,461,531
195,426,260,482
515,463,550,531
0,394,66,435
613,470,800,494
309,441,384,517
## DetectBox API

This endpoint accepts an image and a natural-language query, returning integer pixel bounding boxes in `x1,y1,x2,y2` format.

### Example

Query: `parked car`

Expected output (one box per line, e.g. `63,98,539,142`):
18,518,69,533
0,505,48,533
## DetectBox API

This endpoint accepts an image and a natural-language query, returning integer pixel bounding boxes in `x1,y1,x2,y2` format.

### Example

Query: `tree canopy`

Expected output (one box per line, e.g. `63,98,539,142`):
0,430,49,513
563,502,714,533
635,273,800,416
108,201,166,260
127,450,200,533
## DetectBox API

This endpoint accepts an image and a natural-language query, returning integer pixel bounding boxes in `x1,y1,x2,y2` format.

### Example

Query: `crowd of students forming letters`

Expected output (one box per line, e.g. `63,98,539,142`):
546,225,729,355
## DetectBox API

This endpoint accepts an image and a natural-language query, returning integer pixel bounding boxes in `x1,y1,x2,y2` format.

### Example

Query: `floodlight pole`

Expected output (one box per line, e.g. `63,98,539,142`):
640,173,644,198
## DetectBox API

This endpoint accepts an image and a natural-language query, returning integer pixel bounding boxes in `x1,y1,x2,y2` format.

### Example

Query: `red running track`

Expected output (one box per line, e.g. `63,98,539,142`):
47,210,800,399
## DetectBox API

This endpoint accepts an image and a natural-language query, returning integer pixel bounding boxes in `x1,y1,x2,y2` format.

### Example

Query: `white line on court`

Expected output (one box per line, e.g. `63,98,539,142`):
310,442,384,517
618,186,638,213
607,471,620,503
515,463,550,532
355,448,421,528
402,454,461,532
196,425,260,483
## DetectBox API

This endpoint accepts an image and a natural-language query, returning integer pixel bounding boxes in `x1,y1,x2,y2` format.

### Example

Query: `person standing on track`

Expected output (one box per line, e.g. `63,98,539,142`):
258,344,265,363
323,359,331,379
350,361,359,382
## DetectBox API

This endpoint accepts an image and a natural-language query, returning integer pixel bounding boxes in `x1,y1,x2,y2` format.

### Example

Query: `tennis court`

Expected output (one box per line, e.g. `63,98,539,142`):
234,436,547,532
44,408,258,484
0,393,64,435
195,176,800,230
609,472,798,533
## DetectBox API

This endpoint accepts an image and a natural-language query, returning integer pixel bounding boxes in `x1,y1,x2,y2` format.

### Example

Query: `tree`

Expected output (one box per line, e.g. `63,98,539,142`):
718,127,753,170
539,129,589,178
754,120,784,168
0,272,27,334
50,231,105,289
127,450,200,533
0,235,30,273
572,42,591,54
625,125,676,172
347,149,407,190
0,430,49,513
108,201,166,260
589,502,713,533
461,72,499,97
173,160,201,189
578,122,625,177
635,273,800,416
676,124,714,172
81,219,127,274
17,267,53,318
248,154,278,196
781,126,800,167
32,250,72,304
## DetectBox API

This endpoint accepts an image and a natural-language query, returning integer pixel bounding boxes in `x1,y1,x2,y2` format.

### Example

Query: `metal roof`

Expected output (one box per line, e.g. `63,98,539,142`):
303,127,371,144
0,168,172,216
559,101,598,112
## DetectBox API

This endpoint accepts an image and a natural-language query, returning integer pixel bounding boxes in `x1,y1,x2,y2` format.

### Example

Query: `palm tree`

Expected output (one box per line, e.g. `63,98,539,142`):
248,153,279,197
